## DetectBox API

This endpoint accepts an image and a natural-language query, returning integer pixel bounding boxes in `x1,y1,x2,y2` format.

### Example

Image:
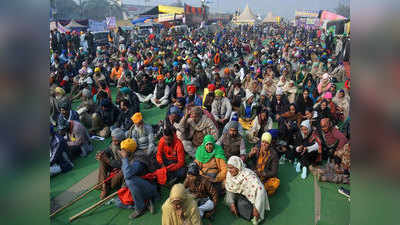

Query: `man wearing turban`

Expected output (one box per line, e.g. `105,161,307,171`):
211,89,232,128
150,74,170,108
127,112,156,157
186,85,202,107
176,106,218,158
95,128,126,199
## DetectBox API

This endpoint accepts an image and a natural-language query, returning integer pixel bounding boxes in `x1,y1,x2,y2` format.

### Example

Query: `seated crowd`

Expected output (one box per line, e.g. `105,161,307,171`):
50,24,350,224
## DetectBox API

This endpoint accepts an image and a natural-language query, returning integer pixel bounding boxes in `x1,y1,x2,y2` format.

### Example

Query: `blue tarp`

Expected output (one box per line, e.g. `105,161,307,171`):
131,17,150,24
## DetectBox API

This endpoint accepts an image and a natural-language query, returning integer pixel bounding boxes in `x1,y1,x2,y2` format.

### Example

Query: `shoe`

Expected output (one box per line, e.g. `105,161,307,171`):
301,166,307,179
338,187,350,198
295,162,301,173
129,208,146,219
148,200,155,214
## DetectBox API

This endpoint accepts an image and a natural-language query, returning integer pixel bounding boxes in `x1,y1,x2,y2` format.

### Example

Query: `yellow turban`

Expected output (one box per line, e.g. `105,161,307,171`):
94,67,101,73
214,89,224,97
120,138,137,152
55,87,65,96
131,112,143,124
261,132,272,144
157,74,164,81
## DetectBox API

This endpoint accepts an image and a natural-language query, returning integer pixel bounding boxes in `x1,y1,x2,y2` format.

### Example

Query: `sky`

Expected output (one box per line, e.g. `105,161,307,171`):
122,0,345,19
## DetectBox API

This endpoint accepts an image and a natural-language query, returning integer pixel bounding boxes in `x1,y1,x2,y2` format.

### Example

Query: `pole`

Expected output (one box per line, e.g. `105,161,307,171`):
50,170,120,218
69,191,118,222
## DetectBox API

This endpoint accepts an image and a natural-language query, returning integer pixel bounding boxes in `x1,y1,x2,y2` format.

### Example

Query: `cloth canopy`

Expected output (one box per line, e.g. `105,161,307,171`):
235,4,256,25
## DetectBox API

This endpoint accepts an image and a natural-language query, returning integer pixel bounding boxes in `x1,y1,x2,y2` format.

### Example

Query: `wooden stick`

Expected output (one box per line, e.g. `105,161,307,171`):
69,191,118,222
50,171,119,218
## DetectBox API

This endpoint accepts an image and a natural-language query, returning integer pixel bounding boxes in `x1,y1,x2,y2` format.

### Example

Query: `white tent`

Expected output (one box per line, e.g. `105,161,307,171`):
262,12,280,23
234,4,256,25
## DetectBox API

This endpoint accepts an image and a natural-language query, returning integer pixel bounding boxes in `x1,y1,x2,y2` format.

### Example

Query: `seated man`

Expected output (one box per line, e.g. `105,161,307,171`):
156,128,186,184
176,106,218,158
57,117,93,158
216,121,246,161
186,85,202,107
184,162,218,219
222,112,245,137
194,135,227,188
154,106,182,140
113,99,135,132
50,126,74,176
150,74,170,108
318,117,348,161
293,120,322,180
118,138,159,219
95,128,125,199
170,74,186,103
135,73,154,108
248,132,280,196
162,183,202,225
58,101,79,123
127,112,155,156
211,89,232,128
76,88,96,128
91,99,120,138
203,83,216,112
116,87,140,114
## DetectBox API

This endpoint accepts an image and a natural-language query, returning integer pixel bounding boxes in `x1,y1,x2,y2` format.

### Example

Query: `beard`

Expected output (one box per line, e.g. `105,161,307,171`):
135,125,145,137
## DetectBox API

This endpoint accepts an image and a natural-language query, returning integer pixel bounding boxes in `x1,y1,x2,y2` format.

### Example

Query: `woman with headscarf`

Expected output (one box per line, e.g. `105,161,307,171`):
317,73,332,95
162,183,202,225
225,156,270,225
239,91,258,130
332,89,350,122
293,120,322,179
227,79,246,111
302,75,316,97
284,80,298,104
247,107,274,144
194,135,227,186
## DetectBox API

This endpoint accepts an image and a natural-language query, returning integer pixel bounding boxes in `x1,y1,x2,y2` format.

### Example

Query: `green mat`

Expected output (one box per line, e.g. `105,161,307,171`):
50,139,111,198
51,163,315,225
318,182,350,225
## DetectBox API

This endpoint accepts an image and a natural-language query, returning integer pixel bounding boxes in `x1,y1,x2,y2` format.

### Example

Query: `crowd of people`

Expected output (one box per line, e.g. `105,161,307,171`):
50,22,350,224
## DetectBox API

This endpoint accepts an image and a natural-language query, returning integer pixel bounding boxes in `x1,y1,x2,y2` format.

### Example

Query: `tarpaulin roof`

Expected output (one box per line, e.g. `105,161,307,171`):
131,17,150,24
65,20,87,28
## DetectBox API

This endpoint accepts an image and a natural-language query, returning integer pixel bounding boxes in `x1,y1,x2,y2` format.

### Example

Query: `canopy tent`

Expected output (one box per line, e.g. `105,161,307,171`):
234,4,256,25
65,20,87,29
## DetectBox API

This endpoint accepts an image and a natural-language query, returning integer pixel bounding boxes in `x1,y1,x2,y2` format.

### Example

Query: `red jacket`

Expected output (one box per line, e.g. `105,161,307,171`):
156,135,185,172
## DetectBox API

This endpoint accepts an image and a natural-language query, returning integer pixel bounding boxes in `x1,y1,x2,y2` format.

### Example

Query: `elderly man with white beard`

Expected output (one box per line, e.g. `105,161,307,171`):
176,106,218,158
126,112,155,156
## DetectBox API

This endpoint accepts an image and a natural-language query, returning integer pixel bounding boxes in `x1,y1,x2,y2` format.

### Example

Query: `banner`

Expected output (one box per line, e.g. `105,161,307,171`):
295,10,318,18
106,17,116,29
320,10,346,22
88,20,107,32
158,14,183,22
184,4,204,16
158,5,184,14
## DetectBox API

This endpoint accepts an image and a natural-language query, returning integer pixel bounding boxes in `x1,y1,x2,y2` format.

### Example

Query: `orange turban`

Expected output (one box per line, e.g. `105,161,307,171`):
131,112,143,124
157,74,164,81
187,85,196,94
224,68,230,75
176,74,183,81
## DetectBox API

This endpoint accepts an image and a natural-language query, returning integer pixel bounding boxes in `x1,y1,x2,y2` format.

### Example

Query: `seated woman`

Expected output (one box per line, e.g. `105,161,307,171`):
194,135,227,189
332,89,350,122
239,92,257,130
247,107,274,144
248,132,280,196
225,156,270,225
162,183,202,225
276,103,303,147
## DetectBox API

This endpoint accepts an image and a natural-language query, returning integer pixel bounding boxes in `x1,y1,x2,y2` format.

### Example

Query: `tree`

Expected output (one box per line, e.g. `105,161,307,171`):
335,0,350,18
